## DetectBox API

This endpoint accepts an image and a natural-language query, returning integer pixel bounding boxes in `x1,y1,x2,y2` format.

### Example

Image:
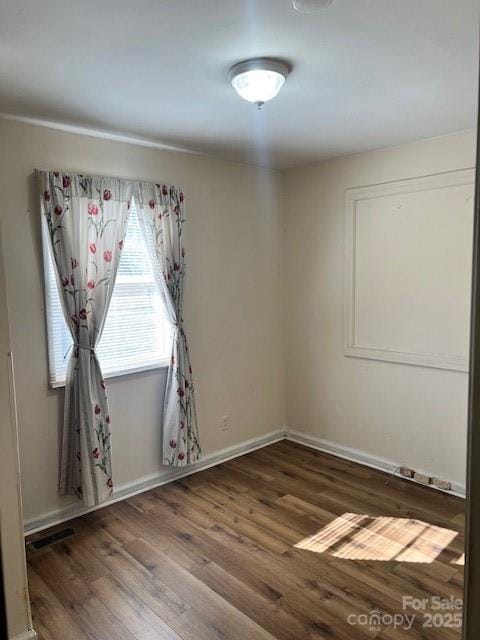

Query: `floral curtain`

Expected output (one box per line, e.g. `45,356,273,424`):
135,182,201,465
39,171,134,506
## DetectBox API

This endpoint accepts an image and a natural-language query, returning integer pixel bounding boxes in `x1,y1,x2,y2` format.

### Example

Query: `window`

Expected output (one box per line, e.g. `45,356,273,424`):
43,199,172,387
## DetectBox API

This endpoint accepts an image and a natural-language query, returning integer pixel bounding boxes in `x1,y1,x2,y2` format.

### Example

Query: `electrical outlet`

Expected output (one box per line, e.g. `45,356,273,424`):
413,472,432,486
433,478,452,491
399,466,414,478
220,415,229,431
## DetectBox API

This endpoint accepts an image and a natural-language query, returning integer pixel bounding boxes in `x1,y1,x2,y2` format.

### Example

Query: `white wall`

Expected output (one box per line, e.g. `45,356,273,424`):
0,119,285,525
0,214,33,638
282,130,476,488
0,117,473,531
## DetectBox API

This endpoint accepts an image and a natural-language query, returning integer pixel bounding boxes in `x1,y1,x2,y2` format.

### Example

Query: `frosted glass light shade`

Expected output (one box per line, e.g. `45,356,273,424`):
229,59,289,106
293,0,334,11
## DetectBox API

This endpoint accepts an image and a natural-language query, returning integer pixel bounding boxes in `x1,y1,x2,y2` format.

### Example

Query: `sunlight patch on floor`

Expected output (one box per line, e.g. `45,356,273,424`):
294,513,458,563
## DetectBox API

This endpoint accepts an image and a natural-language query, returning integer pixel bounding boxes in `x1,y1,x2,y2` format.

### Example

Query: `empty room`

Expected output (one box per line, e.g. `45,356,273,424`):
1,1,479,639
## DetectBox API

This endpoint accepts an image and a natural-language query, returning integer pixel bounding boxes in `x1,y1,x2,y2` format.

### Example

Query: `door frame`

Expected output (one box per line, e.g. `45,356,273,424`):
463,69,480,639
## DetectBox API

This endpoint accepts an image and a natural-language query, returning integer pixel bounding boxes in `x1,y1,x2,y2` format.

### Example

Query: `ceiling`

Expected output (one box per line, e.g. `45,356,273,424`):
0,0,478,168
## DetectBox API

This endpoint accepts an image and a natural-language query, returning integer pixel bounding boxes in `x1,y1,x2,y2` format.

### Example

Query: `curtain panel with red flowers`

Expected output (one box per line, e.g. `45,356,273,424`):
135,182,201,465
38,171,134,506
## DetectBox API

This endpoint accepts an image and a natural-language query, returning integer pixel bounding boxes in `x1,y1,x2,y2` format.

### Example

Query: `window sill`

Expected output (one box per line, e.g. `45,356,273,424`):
49,360,170,389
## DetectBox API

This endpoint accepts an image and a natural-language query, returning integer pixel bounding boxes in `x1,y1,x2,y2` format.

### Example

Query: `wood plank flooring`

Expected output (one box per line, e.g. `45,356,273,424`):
26,441,465,639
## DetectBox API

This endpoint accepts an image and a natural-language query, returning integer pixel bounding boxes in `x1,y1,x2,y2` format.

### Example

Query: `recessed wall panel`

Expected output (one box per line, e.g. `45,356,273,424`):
345,169,474,371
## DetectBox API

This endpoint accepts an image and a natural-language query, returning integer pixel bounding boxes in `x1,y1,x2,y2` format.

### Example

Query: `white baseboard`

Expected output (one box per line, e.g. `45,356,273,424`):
286,429,466,497
24,426,464,535
11,630,37,640
24,428,287,535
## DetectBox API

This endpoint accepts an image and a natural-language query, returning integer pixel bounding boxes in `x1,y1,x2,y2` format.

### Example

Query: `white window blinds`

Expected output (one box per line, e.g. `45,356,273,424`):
43,199,172,387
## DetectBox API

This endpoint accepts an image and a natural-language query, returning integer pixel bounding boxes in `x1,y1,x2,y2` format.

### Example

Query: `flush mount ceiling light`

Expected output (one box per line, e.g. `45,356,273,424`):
229,58,290,109
293,0,334,12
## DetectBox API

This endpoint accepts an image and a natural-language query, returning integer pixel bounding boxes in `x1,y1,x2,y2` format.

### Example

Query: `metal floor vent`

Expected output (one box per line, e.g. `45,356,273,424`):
28,526,76,551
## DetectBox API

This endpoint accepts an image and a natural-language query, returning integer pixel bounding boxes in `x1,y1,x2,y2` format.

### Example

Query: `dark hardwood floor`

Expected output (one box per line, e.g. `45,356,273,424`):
26,441,465,639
